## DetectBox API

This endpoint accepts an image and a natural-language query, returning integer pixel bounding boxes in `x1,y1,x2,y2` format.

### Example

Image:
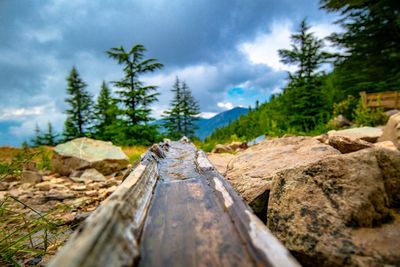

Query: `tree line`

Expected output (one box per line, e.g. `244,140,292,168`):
31,45,200,147
203,0,399,149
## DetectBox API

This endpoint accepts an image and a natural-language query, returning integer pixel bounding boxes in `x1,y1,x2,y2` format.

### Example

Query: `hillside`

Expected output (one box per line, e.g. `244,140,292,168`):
154,107,248,140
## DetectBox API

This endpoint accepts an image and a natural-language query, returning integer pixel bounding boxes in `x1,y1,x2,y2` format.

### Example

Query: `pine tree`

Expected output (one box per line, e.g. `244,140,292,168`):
31,124,44,147
63,66,93,141
278,19,333,85
321,0,400,94
163,77,183,139
106,44,163,144
278,19,333,131
181,82,200,137
43,122,58,146
92,81,118,140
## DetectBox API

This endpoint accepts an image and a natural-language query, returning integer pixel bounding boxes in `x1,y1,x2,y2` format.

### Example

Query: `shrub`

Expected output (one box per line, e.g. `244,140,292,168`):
353,99,388,126
333,95,358,121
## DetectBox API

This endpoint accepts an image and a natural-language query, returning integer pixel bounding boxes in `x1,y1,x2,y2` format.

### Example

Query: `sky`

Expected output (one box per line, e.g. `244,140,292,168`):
0,0,340,146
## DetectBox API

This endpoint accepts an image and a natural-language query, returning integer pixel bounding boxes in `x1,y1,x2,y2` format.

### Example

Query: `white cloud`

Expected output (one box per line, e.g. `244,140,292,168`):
23,27,62,43
217,102,234,110
239,20,295,72
0,106,44,121
199,112,217,119
239,20,342,72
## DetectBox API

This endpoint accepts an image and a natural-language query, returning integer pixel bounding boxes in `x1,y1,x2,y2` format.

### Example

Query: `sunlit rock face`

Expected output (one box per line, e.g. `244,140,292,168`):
52,137,129,176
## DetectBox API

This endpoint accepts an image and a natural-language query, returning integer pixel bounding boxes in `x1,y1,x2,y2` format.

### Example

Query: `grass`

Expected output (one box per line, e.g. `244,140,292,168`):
122,146,148,164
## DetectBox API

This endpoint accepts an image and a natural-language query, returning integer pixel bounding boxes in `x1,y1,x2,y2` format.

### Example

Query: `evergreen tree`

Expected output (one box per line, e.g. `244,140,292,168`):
43,122,58,146
278,19,333,130
321,0,400,94
63,66,93,141
92,81,118,140
181,82,200,137
31,124,44,147
107,44,163,144
163,77,183,139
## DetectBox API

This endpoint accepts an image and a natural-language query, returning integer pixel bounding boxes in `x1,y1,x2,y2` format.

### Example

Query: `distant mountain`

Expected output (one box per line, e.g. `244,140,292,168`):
195,107,249,140
154,107,249,140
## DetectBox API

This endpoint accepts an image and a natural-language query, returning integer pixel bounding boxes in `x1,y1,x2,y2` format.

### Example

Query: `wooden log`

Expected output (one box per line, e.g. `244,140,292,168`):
48,140,300,267
47,148,163,267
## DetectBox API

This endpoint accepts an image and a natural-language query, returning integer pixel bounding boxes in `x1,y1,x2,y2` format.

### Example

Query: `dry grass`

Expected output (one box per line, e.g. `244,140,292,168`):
0,147,22,163
122,146,148,164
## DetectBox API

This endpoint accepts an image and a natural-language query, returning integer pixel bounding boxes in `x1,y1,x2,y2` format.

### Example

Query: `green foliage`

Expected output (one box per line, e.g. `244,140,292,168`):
321,0,400,94
106,44,163,144
333,95,358,121
353,99,388,126
63,66,93,141
30,123,58,147
163,78,200,139
92,81,119,141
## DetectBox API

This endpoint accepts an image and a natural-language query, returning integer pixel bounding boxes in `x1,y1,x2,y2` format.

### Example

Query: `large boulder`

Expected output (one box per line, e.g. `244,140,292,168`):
328,127,383,143
225,137,340,216
378,112,400,149
52,138,129,176
267,147,400,266
207,153,235,175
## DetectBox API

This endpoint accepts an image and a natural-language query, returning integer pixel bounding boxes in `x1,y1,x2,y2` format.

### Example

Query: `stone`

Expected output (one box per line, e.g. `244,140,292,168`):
207,153,235,175
211,144,234,154
21,170,42,184
378,113,400,149
374,141,398,151
385,109,399,117
328,127,383,143
225,136,340,216
329,115,352,128
328,135,372,153
52,137,129,176
71,185,87,191
227,141,248,151
79,168,106,181
267,147,400,266
85,190,98,197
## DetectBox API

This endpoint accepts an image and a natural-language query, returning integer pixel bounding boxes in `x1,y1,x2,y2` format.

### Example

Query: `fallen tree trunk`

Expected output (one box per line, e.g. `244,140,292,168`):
48,139,299,267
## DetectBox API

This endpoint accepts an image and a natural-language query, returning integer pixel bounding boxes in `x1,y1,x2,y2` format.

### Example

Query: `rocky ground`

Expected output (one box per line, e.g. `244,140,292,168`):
208,112,400,266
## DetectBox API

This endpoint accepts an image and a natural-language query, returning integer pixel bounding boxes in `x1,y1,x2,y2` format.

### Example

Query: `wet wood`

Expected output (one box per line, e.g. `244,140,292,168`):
49,139,300,267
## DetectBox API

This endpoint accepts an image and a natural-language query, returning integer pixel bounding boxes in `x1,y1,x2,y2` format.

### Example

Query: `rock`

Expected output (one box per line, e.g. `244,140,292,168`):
227,141,248,151
71,185,87,191
70,168,106,182
225,137,340,216
44,193,75,201
85,190,98,197
207,153,235,175
328,135,372,153
374,141,398,151
328,127,383,143
330,115,352,128
378,113,400,149
211,144,234,154
21,170,42,184
385,109,399,117
267,147,400,266
314,134,328,144
0,182,8,191
52,137,129,176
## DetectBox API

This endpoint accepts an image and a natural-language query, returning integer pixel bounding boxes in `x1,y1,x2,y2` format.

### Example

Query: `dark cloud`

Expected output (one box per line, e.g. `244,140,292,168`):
0,0,337,145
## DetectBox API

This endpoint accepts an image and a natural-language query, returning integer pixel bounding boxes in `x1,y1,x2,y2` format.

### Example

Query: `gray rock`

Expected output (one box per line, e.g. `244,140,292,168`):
70,168,106,182
52,137,129,176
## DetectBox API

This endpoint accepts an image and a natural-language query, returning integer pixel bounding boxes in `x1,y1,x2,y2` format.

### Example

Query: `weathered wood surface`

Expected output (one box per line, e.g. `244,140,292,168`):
361,90,400,109
49,139,300,267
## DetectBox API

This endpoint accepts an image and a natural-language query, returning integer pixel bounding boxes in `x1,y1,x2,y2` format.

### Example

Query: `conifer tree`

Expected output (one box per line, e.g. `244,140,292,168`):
163,77,183,139
278,19,333,131
31,124,44,147
63,66,93,141
43,122,58,146
92,81,118,140
107,44,163,144
181,82,200,137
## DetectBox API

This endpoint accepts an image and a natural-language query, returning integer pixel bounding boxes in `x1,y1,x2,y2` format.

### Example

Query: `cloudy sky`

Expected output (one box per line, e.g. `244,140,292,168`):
0,0,340,146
